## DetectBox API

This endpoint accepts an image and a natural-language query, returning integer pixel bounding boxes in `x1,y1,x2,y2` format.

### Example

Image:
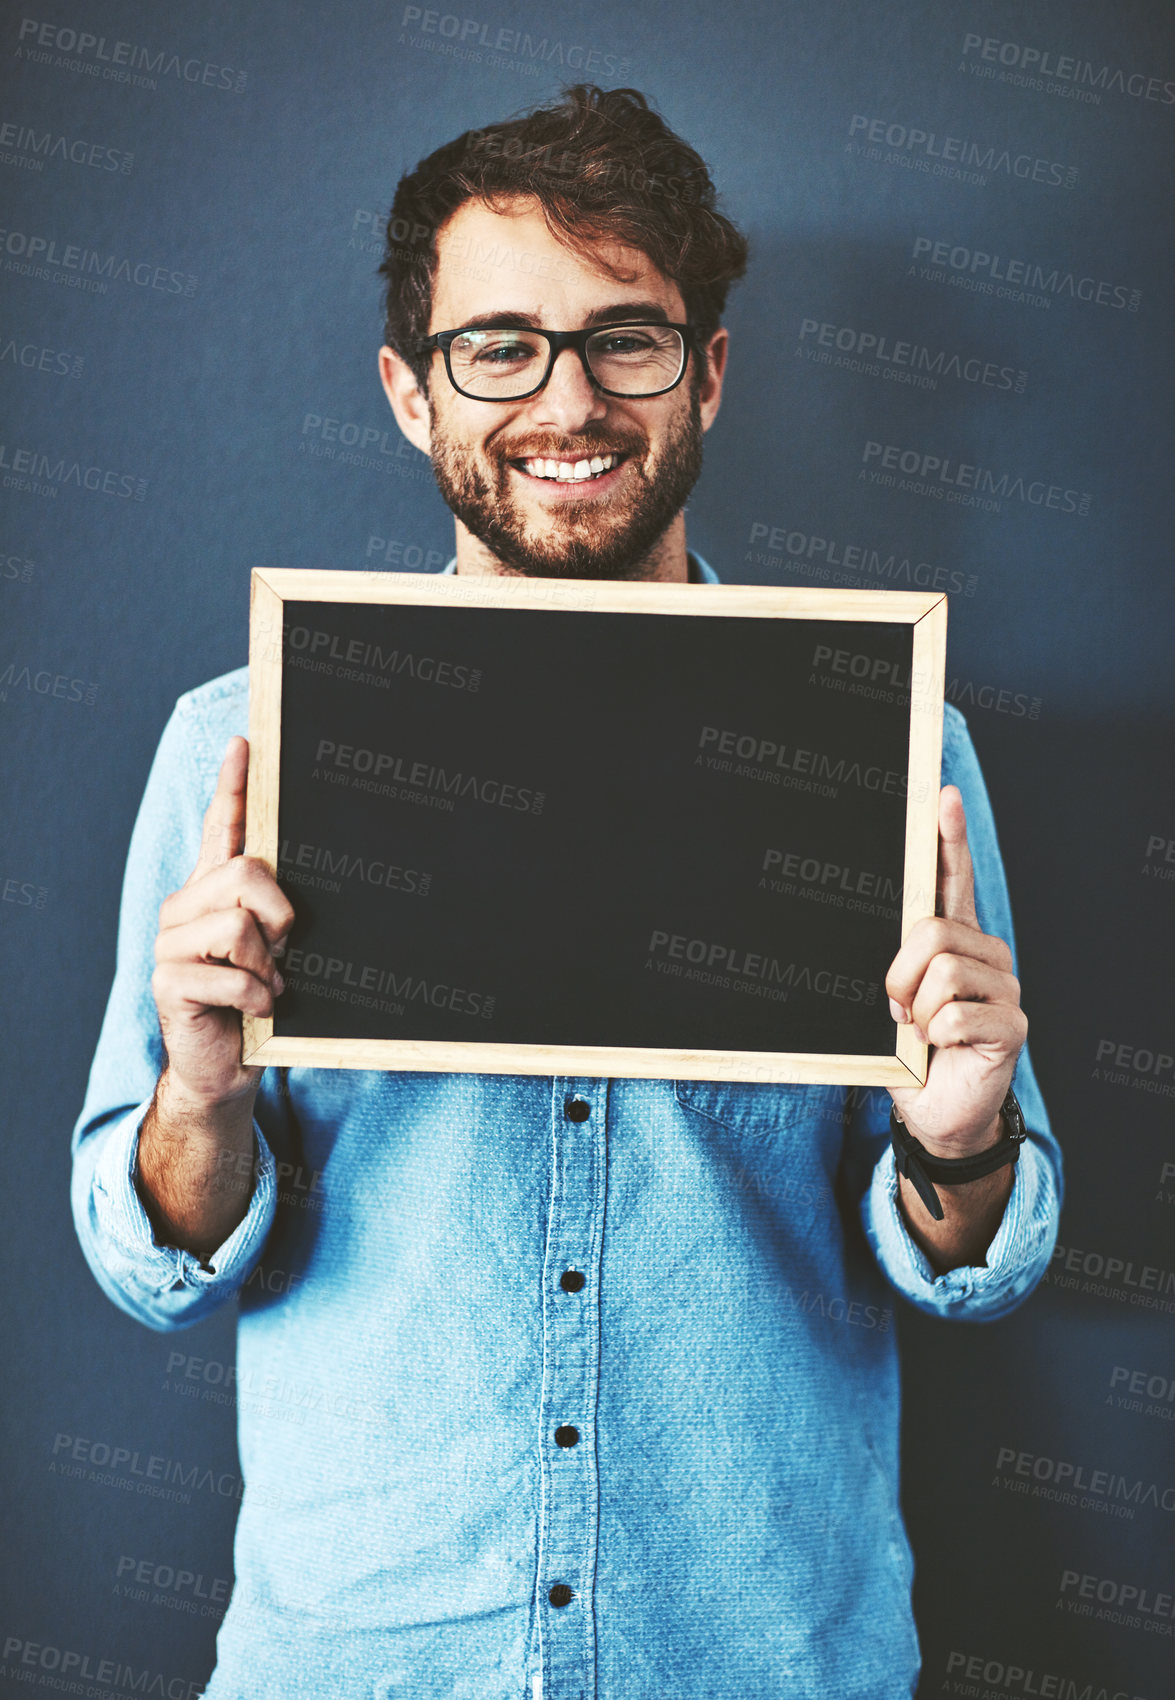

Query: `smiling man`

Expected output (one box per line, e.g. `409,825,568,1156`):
71,85,1061,1700
379,193,724,584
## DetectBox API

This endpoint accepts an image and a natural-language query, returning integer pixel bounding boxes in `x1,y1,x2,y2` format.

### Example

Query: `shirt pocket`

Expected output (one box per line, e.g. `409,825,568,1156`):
672,1079,846,1236
672,1078,843,1137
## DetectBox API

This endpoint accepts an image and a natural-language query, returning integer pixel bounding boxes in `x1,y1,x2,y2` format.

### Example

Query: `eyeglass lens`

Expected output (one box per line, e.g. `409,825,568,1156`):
447,325,685,398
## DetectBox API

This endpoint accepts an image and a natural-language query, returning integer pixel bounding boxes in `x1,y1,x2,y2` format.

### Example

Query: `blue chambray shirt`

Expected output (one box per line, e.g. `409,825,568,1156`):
71,552,1062,1700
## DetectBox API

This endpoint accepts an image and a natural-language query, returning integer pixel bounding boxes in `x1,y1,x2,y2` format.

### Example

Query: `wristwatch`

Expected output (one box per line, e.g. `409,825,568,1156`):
890,1086,1027,1222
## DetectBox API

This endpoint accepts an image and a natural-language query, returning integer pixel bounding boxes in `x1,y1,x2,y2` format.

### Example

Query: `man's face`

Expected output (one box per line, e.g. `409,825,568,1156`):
386,197,726,580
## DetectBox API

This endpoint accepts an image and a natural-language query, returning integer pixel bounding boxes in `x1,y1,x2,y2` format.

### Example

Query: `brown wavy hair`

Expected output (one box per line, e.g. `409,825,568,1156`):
379,83,749,391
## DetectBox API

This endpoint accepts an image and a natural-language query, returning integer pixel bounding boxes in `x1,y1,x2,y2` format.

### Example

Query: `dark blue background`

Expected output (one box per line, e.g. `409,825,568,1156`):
2,1,1172,1692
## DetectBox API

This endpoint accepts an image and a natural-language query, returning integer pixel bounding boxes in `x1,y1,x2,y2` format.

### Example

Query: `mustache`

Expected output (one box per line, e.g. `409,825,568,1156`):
491,430,647,461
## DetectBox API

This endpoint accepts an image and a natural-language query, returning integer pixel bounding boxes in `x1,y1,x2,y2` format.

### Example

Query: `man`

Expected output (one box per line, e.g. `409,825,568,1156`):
72,85,1061,1699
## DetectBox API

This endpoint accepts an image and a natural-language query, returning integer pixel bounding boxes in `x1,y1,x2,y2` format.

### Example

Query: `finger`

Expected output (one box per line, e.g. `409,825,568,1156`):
161,856,295,947
922,996,1027,1055
936,784,979,929
908,953,1020,1039
155,907,283,991
190,736,250,877
152,959,279,1021
886,916,1014,1017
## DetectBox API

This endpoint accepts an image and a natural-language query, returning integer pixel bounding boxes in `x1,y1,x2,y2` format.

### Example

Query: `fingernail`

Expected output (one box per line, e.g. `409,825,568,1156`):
273,971,285,996
889,997,910,1024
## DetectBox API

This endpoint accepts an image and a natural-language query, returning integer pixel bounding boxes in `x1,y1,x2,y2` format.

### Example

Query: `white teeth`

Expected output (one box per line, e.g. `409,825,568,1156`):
521,452,619,481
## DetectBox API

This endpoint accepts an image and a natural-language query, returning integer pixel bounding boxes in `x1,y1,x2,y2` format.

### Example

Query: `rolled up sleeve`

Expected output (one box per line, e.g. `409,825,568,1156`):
854,703,1063,1320
71,683,278,1330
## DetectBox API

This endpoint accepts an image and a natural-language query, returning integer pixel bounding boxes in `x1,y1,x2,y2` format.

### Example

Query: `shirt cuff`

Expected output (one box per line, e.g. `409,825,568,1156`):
862,1135,1059,1320
89,1099,278,1293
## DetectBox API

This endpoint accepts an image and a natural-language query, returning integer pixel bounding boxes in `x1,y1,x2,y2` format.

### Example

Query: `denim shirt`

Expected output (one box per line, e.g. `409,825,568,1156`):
71,554,1062,1700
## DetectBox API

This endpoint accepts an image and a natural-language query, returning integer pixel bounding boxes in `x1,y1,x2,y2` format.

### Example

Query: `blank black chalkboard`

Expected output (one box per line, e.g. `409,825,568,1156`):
243,571,945,1085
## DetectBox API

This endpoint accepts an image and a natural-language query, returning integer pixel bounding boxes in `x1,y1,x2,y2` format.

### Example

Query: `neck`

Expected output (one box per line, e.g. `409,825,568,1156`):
451,513,691,582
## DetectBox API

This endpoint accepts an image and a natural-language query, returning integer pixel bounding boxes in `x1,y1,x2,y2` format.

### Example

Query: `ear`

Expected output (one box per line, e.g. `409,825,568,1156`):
379,345,432,456
696,326,729,433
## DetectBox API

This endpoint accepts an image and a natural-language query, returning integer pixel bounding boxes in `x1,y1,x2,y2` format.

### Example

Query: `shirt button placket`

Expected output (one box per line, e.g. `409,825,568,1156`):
534,1080,606,1700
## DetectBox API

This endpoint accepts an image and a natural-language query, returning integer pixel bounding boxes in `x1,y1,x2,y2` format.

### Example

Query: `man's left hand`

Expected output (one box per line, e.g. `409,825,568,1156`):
885,783,1027,1159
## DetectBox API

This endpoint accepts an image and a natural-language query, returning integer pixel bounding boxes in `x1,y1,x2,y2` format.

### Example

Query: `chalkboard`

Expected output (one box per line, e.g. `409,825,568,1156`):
242,570,946,1085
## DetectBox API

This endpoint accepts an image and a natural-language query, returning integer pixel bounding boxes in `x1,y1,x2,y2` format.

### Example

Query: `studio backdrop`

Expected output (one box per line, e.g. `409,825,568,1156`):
1,1,1172,1694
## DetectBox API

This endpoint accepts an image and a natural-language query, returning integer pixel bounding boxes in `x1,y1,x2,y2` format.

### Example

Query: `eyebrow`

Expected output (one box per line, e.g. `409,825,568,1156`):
448,302,676,332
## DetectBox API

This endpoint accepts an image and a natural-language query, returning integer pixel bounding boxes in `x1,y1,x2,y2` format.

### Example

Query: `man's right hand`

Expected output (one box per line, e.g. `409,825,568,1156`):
137,735,295,1256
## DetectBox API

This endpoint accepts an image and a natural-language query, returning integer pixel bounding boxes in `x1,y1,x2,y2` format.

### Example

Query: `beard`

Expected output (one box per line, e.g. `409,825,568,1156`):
427,385,705,580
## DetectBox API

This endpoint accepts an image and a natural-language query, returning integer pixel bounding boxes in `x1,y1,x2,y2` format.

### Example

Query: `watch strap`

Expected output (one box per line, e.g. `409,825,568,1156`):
890,1087,1027,1223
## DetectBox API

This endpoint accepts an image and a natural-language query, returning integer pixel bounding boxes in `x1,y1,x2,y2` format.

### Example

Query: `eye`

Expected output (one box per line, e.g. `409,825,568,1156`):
593,330,658,356
454,332,540,366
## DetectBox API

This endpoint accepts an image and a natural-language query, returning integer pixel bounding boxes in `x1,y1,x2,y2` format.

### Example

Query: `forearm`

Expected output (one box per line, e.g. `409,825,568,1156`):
895,1108,1014,1273
136,1068,259,1257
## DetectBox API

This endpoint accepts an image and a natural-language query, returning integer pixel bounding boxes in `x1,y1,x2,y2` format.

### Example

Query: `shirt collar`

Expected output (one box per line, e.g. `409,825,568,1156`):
440,550,721,583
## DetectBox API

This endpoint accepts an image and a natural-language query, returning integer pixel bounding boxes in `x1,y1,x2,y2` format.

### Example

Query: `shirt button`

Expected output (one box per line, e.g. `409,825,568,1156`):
564,1097,590,1121
555,1425,580,1448
548,1583,574,1608
559,1269,585,1293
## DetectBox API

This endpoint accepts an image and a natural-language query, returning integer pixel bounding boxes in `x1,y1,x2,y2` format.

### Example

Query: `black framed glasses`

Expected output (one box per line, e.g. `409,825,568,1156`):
417,322,695,401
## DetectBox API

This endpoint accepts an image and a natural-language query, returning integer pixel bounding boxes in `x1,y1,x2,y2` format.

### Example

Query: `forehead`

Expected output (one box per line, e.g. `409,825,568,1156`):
430,196,686,328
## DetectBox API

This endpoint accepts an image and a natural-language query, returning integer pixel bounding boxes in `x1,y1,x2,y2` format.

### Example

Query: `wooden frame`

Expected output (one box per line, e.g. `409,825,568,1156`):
243,570,946,1086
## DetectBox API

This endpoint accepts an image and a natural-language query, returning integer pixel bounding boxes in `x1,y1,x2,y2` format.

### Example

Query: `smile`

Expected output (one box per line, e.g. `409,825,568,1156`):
515,452,624,483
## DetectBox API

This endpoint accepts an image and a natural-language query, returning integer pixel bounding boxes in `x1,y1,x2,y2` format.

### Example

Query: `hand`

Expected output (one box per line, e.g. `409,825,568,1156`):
151,735,295,1108
884,784,1027,1159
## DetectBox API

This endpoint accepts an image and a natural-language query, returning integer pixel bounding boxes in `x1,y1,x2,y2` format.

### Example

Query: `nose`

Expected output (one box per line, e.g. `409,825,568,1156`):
527,346,609,433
